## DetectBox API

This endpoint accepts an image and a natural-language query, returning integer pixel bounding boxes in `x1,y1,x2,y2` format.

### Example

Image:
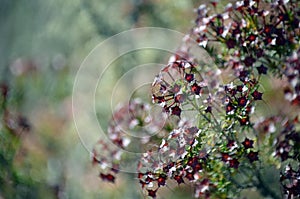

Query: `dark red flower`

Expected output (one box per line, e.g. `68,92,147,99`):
157,175,166,187
112,138,124,148
153,95,165,104
247,151,259,162
185,171,195,181
185,73,194,82
227,140,236,149
171,106,181,117
222,153,231,162
226,86,237,96
239,116,249,125
243,0,250,7
256,49,264,58
237,85,244,92
229,158,239,169
211,1,218,7
216,26,224,35
292,96,300,106
239,70,249,82
257,65,267,74
245,106,252,113
191,83,201,95
138,172,144,179
194,162,202,171
252,90,263,100
174,175,184,184
163,162,175,173
238,96,248,107
99,173,115,183
264,25,273,34
205,106,212,113
187,157,198,167
187,157,202,171
264,37,273,45
226,103,235,113
232,26,241,35
242,138,254,149
147,189,157,198
247,34,256,42
244,56,255,67
226,38,236,49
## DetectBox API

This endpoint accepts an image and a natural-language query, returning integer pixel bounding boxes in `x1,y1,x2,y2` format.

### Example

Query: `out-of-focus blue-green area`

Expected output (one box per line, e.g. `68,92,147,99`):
0,0,201,198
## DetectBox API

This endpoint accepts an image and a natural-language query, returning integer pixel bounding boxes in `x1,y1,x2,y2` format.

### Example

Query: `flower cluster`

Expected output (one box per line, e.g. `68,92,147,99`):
136,119,262,198
92,139,120,183
193,0,299,105
137,123,213,198
152,59,207,117
280,164,300,198
223,80,262,127
107,98,168,146
274,118,300,161
93,0,300,198
93,99,175,182
283,49,300,106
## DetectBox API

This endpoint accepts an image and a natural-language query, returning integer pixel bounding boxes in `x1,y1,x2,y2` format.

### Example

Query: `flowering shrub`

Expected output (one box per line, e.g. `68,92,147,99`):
93,0,300,198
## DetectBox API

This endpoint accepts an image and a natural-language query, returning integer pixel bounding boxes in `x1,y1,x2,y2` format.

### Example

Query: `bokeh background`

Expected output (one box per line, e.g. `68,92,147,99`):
0,0,202,198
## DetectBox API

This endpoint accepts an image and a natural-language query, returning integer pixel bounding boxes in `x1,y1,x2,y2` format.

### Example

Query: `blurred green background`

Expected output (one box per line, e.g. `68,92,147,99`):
0,0,202,198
